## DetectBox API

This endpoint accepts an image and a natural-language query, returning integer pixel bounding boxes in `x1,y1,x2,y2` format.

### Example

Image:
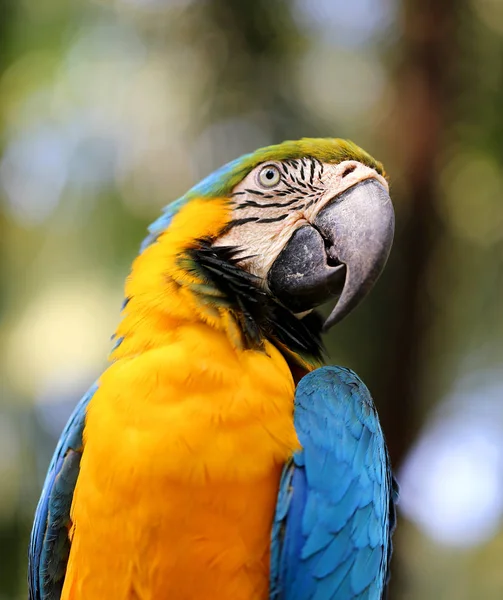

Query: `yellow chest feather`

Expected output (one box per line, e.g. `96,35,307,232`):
61,199,305,599
63,325,298,600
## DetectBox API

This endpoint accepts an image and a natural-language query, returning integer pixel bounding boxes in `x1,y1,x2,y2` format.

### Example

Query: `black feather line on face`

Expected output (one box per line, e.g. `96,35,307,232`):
257,214,288,223
235,196,302,210
182,239,324,362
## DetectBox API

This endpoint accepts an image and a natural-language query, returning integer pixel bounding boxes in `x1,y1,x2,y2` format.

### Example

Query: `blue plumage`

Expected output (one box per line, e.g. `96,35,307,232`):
270,366,397,600
28,384,97,600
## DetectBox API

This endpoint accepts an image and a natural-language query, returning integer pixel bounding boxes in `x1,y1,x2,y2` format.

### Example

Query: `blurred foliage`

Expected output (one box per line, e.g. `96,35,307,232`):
1,0,503,598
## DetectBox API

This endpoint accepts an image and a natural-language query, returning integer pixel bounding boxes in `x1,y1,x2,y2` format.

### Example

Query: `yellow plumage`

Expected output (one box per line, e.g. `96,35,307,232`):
62,198,302,599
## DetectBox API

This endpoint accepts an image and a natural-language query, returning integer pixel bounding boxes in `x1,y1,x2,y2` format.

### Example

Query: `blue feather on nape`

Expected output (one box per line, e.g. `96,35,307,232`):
139,154,251,252
270,366,397,600
140,196,189,251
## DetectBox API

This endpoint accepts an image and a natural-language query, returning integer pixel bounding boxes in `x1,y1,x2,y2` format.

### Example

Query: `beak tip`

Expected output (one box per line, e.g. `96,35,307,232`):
322,302,350,332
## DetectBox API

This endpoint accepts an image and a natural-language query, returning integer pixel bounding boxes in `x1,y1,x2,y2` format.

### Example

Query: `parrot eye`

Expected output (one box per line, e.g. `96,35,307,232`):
257,164,281,188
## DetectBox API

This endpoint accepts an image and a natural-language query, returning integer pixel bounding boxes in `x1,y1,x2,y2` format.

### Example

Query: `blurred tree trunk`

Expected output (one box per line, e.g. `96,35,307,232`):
378,0,459,467
376,0,461,597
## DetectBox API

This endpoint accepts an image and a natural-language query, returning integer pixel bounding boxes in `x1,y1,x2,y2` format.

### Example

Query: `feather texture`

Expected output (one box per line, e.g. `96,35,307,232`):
270,366,397,600
184,239,323,361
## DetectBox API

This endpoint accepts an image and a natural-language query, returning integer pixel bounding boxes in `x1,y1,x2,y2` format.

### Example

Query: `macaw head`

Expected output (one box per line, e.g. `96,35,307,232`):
143,137,394,334
115,138,395,368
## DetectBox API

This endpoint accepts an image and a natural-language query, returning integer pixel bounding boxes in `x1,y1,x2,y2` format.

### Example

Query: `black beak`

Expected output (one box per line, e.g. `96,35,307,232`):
267,178,394,331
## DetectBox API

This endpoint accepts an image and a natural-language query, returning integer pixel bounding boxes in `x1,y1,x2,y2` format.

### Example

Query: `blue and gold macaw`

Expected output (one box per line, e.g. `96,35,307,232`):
29,138,398,600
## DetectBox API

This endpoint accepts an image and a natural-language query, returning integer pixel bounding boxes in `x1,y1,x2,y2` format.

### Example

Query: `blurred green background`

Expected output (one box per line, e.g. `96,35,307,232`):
1,0,503,598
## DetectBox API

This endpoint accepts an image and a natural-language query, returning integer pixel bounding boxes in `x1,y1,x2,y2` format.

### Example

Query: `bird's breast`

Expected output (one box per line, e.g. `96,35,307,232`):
62,324,298,600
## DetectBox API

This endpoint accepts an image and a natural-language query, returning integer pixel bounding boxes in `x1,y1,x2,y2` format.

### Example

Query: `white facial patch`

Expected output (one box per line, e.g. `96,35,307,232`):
214,158,388,285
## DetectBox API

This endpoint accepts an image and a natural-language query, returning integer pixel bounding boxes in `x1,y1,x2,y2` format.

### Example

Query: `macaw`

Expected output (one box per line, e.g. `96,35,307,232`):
29,138,398,600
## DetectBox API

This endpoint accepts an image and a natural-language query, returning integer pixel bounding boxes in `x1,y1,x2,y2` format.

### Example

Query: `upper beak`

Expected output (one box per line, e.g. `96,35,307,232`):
267,178,395,331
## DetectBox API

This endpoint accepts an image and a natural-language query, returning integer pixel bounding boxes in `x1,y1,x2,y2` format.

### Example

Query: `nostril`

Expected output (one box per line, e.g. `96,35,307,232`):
341,164,357,178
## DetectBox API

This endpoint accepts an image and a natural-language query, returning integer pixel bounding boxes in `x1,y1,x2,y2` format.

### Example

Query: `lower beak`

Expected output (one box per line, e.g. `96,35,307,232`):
267,178,395,331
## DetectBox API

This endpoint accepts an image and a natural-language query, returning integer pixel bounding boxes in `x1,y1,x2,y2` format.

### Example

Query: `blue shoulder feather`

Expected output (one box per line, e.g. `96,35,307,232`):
28,384,97,600
270,366,397,600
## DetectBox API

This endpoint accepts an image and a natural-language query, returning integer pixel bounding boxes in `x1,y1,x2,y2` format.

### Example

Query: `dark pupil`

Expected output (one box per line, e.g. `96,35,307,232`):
265,169,275,179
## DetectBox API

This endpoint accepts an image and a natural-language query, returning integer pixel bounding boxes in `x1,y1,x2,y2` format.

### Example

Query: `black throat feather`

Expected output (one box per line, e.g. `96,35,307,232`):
180,239,324,364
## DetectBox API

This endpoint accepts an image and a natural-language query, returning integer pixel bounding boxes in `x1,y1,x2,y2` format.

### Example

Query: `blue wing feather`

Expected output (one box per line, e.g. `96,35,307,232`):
271,366,397,600
28,383,97,600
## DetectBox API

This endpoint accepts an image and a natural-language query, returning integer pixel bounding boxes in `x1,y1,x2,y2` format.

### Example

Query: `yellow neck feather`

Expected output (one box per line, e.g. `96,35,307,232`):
110,196,319,374
111,198,236,360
